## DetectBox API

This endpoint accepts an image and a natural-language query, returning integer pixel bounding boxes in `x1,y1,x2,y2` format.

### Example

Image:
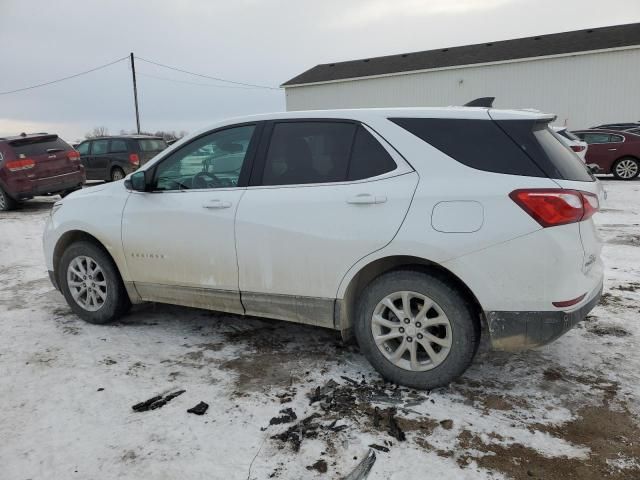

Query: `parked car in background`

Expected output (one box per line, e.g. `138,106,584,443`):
625,127,640,136
0,133,85,211
75,135,167,181
591,122,640,131
573,129,640,179
552,126,588,162
44,107,603,389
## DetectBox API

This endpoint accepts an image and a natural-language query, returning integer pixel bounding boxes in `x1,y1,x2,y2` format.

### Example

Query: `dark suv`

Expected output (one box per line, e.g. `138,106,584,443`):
75,136,168,181
0,133,85,211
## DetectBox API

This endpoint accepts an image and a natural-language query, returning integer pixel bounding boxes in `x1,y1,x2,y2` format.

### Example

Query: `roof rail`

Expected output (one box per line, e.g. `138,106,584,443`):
464,97,495,108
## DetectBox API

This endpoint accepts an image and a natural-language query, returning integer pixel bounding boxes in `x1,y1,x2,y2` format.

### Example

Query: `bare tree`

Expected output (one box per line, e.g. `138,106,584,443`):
85,126,109,139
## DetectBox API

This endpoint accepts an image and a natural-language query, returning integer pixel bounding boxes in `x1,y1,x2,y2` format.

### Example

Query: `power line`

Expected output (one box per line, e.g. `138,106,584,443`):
136,71,270,90
135,55,281,90
0,56,129,95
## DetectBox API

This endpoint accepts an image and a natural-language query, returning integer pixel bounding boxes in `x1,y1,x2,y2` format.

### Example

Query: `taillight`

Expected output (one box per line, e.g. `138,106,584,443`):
510,189,599,227
129,153,140,166
67,150,80,161
571,145,586,152
6,158,36,172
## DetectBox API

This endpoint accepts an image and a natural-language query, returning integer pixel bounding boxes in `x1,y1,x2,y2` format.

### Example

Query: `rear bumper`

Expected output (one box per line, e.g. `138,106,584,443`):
10,171,85,199
486,281,603,351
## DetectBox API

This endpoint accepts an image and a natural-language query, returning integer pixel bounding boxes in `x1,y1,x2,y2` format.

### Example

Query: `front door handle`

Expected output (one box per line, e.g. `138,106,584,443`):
347,193,387,205
202,199,232,209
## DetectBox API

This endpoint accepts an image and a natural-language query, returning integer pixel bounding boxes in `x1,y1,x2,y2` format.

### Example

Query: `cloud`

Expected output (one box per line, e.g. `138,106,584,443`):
330,0,517,28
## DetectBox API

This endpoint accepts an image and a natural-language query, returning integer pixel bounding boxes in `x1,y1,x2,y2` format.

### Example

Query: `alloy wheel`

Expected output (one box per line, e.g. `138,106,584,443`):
371,291,452,371
66,256,108,312
615,159,639,179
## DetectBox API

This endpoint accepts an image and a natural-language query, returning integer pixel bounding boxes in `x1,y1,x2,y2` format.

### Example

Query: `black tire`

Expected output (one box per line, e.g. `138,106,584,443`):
59,241,131,324
354,269,480,389
110,167,125,182
0,187,17,211
611,157,639,180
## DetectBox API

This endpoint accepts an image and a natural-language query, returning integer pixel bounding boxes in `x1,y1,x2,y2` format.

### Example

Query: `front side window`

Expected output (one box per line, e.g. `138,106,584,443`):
76,142,90,155
91,139,109,155
154,125,255,190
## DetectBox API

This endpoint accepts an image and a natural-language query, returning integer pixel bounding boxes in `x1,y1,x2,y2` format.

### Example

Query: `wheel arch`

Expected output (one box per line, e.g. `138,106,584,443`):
53,230,140,303
336,255,485,337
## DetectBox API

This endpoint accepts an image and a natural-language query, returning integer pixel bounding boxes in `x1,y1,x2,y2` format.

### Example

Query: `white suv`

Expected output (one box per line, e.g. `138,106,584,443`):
43,108,604,388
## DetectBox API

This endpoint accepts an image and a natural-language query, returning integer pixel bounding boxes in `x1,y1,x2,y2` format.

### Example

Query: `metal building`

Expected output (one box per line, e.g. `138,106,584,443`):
282,23,640,129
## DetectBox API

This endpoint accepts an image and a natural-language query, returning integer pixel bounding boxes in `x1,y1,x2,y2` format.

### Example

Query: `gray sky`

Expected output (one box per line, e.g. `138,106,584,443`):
2,0,639,142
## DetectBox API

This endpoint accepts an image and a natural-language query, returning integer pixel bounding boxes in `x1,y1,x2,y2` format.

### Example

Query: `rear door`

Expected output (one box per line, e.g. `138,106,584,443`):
136,138,168,166
578,132,616,171
235,120,418,326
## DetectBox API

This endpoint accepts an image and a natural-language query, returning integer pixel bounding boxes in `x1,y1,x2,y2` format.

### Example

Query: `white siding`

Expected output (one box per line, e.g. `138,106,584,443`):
285,48,640,129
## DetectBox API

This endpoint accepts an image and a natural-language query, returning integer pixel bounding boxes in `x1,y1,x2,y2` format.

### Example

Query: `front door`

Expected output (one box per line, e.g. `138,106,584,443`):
121,124,259,314
235,120,418,327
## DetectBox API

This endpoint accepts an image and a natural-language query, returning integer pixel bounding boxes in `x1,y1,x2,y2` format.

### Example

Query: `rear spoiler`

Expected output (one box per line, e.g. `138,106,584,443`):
9,134,58,146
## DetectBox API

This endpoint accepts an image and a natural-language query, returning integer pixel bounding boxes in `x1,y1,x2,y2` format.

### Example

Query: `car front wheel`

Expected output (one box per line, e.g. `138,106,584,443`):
355,270,480,389
59,241,131,324
612,157,639,180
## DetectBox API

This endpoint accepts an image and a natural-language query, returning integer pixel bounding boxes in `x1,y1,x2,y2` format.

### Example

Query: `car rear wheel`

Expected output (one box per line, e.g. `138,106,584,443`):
612,157,639,180
0,187,17,211
59,241,131,324
355,269,480,389
111,167,125,182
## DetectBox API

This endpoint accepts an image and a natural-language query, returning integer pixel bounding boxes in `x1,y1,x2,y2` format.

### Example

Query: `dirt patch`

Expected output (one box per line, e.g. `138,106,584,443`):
612,282,640,292
456,402,640,479
587,324,632,337
599,292,625,307
608,234,640,247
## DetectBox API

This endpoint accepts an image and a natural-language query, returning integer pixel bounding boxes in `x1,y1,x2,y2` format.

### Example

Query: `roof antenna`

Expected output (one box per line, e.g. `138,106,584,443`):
464,97,495,108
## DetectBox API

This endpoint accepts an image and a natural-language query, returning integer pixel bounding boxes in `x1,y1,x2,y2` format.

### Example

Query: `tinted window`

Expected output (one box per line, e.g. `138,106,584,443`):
91,140,109,155
348,127,397,180
609,134,624,143
9,136,72,157
138,139,167,152
582,133,612,144
154,125,255,190
391,118,546,177
534,127,593,181
110,139,128,153
76,142,90,155
262,122,356,186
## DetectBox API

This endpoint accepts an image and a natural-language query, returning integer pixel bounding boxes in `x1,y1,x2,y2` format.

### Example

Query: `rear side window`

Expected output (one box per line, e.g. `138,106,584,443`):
110,139,128,153
9,136,72,157
262,122,356,186
582,133,612,144
609,134,624,143
390,118,545,177
348,127,397,181
138,139,167,152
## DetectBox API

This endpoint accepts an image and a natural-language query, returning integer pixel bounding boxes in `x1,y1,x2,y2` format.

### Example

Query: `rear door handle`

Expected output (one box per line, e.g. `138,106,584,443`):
347,193,387,205
202,199,232,209
608,148,617,151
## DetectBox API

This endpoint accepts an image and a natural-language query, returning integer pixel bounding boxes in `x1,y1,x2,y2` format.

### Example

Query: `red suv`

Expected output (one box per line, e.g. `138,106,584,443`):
573,129,640,180
0,133,85,211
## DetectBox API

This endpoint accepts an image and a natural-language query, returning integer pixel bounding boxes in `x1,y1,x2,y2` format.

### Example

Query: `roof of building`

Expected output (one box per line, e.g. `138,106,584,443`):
282,22,640,87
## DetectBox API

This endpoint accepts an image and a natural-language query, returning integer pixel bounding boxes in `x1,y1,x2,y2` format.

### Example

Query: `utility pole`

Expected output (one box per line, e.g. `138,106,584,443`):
130,52,141,134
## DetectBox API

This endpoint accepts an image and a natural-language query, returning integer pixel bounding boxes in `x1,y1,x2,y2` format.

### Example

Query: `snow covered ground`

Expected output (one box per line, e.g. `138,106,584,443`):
0,179,638,480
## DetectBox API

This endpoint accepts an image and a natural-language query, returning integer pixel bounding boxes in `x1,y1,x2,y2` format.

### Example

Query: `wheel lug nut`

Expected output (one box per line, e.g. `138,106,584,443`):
399,327,405,334
404,318,410,324
415,322,422,328
417,333,423,339
407,337,413,342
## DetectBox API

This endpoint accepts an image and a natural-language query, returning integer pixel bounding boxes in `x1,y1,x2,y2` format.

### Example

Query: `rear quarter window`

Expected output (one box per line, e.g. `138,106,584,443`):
138,139,168,152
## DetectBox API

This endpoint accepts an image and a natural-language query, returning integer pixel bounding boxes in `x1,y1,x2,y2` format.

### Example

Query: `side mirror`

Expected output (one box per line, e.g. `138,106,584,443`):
125,170,149,192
